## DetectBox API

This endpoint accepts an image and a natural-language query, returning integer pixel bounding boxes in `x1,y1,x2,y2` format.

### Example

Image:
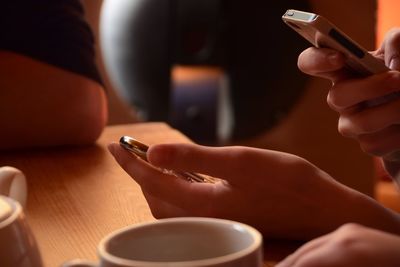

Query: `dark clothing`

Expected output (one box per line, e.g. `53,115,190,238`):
101,0,311,142
0,0,102,84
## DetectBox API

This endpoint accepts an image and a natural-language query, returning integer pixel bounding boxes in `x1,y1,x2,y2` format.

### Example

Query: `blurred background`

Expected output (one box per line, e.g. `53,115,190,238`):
83,0,379,197
99,0,311,145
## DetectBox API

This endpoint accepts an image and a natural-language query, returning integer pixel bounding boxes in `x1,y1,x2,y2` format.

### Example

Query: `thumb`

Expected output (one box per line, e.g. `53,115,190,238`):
147,143,266,185
148,143,235,180
383,29,400,71
147,143,294,186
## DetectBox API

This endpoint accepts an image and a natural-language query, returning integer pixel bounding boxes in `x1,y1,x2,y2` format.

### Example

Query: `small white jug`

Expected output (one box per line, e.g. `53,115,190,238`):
0,166,43,267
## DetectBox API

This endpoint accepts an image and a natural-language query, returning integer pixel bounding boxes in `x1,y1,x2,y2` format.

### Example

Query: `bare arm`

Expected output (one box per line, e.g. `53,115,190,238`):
108,142,400,240
0,51,108,149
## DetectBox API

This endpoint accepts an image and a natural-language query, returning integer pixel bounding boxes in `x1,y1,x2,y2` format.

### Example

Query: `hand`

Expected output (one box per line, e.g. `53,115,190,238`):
277,223,400,267
298,29,400,178
108,142,400,239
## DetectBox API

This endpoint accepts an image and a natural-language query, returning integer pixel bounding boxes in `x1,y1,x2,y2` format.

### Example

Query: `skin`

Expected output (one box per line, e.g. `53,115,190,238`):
276,28,400,266
276,223,400,267
297,28,400,181
108,28,400,266
108,142,400,240
0,51,108,149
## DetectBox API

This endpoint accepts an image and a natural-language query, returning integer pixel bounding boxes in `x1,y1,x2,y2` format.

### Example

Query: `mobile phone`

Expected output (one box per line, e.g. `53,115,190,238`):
282,9,389,76
119,136,217,183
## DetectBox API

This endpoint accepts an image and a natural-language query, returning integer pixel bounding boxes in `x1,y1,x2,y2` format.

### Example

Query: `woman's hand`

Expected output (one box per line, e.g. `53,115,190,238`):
108,142,400,240
277,223,400,267
298,28,400,179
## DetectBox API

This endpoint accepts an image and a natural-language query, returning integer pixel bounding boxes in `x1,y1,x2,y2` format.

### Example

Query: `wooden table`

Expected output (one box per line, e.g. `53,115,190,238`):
0,123,297,267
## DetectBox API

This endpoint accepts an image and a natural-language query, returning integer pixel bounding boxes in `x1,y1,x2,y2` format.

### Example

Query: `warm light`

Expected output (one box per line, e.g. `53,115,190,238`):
377,0,400,46
172,66,223,86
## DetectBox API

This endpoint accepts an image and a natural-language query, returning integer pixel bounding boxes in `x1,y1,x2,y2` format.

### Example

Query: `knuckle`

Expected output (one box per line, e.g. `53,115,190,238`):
338,115,376,137
224,147,256,170
333,224,365,247
337,122,354,138
338,223,364,233
327,91,341,111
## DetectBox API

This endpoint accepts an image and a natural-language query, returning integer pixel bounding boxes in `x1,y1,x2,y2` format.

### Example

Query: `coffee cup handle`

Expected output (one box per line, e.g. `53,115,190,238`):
0,166,27,208
61,259,97,267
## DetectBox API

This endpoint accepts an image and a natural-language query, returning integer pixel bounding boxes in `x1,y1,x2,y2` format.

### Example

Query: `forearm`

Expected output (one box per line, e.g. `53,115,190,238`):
341,186,400,235
0,52,108,149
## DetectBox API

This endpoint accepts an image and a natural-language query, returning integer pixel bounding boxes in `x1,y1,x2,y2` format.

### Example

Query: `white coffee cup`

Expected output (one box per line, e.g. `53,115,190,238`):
62,217,263,267
0,166,43,267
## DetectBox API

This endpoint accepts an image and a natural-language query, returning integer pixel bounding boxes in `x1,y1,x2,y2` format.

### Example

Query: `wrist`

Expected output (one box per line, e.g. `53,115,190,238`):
347,188,400,235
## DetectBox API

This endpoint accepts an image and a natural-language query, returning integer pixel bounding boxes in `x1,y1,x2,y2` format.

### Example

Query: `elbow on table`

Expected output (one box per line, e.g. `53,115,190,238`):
68,87,109,146
0,52,109,149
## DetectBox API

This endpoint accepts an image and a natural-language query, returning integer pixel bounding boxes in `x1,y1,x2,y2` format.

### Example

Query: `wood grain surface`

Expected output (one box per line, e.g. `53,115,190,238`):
0,123,295,266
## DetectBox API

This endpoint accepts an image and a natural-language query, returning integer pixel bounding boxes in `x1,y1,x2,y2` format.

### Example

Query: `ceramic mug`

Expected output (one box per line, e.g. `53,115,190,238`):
62,217,263,267
0,166,43,267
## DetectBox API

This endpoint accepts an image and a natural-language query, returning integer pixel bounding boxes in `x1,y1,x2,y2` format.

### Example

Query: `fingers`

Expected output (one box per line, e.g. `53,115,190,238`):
108,143,217,212
380,28,400,70
297,47,347,82
147,143,292,186
327,71,400,112
337,97,400,137
148,143,244,184
276,233,332,267
352,125,400,157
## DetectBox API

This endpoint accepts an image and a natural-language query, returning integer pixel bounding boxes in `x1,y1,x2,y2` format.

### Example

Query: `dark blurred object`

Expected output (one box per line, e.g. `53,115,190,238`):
100,0,310,143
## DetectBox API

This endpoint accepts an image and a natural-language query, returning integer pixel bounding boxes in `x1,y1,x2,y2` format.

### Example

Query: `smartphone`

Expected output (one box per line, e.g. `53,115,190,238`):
282,9,389,76
119,136,217,183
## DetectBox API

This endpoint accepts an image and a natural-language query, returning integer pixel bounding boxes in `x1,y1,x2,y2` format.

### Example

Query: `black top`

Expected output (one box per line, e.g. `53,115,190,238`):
0,0,102,84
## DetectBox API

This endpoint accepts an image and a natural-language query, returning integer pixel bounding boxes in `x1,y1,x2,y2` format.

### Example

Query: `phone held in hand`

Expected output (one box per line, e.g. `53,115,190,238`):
282,9,389,76
119,136,217,183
